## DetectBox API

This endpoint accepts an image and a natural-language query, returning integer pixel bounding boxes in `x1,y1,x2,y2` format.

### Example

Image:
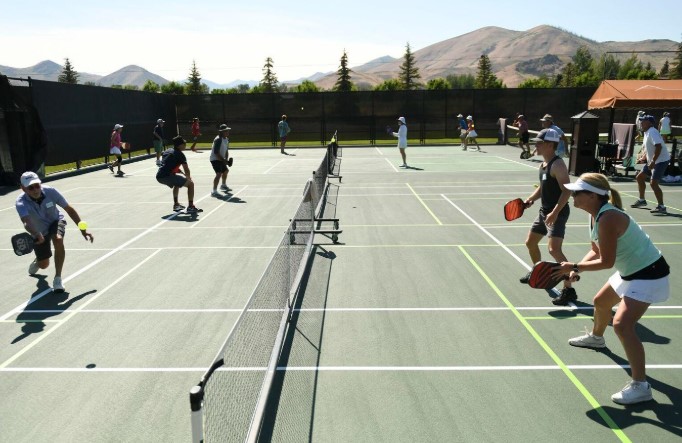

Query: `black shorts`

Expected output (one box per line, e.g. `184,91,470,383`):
157,174,187,188
520,132,529,143
530,207,569,238
211,160,228,174
34,219,67,261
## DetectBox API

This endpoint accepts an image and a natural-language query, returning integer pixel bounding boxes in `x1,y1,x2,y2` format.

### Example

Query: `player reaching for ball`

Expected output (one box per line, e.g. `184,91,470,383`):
16,172,94,293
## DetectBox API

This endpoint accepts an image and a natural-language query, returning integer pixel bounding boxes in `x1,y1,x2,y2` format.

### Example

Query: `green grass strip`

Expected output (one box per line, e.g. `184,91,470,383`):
458,245,631,443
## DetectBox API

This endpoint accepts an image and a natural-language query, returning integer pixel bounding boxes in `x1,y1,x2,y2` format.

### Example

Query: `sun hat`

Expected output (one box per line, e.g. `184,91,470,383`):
20,171,41,187
531,128,560,143
218,124,231,132
397,117,406,124
564,178,608,196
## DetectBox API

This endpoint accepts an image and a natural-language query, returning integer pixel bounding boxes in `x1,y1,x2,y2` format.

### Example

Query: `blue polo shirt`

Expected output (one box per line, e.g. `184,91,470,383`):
16,186,68,235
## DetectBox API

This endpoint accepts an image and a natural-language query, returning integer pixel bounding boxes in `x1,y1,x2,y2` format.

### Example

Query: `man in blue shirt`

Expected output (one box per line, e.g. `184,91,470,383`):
278,115,290,155
16,172,94,292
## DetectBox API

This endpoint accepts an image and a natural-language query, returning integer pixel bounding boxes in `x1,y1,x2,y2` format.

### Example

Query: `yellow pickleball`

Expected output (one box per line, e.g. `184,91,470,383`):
78,221,88,230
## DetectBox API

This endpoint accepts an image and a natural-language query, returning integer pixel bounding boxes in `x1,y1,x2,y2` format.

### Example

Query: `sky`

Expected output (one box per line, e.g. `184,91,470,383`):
1,0,680,86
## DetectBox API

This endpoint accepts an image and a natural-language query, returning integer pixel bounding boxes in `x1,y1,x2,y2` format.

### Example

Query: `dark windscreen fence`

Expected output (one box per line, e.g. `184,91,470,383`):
29,80,176,165
0,76,48,185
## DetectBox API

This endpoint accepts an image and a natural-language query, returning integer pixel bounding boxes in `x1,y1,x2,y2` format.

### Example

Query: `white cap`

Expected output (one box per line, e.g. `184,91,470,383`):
113,124,123,130
531,128,561,143
20,171,41,187
397,117,406,124
157,119,165,124
564,178,609,196
457,114,463,118
466,115,473,120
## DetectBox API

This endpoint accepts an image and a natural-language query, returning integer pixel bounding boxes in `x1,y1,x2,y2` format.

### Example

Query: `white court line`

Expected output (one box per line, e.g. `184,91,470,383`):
263,159,286,174
0,249,162,369
441,194,563,299
2,364,681,373
190,186,248,228
494,156,539,170
384,157,399,172
0,193,213,322
375,147,383,155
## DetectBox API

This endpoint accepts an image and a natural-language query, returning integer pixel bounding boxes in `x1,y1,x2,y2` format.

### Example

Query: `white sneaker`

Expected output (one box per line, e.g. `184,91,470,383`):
611,381,653,405
568,330,606,349
399,164,407,168
211,190,220,197
53,276,65,293
28,259,39,275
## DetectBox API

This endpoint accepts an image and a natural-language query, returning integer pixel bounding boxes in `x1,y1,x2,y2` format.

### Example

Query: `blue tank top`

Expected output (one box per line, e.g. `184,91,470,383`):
590,203,661,276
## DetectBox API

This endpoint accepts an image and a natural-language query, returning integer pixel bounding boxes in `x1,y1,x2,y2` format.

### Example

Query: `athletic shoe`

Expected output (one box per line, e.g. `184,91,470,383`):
211,190,220,197
611,381,653,405
220,184,230,191
53,276,65,293
552,287,578,306
519,272,531,284
631,199,647,208
650,205,667,214
173,204,185,212
186,206,203,213
156,160,162,166
568,329,606,349
399,164,407,168
108,165,114,173
462,146,467,151
28,259,39,275
117,171,125,176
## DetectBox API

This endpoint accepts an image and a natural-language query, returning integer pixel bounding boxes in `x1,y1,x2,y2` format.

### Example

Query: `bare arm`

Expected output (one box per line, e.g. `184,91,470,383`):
63,205,94,242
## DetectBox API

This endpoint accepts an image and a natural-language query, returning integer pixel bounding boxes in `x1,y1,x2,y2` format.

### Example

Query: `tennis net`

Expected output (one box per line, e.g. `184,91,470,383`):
190,136,341,443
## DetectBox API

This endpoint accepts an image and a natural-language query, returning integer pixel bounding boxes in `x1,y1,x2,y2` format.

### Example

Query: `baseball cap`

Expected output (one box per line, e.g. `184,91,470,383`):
397,117,406,124
638,115,656,124
540,114,553,122
466,115,473,120
457,114,463,118
113,124,123,130
172,135,186,148
564,178,608,196
518,114,525,119
637,110,645,115
157,119,165,124
531,128,561,143
218,124,231,132
20,171,41,188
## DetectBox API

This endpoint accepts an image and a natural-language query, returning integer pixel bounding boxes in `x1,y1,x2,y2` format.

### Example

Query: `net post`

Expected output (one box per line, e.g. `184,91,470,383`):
189,385,204,443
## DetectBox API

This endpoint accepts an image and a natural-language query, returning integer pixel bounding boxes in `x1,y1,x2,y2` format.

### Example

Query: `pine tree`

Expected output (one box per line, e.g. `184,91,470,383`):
670,41,682,79
260,57,279,93
474,55,503,88
659,60,670,78
58,58,79,84
398,43,421,90
186,60,204,95
333,50,354,92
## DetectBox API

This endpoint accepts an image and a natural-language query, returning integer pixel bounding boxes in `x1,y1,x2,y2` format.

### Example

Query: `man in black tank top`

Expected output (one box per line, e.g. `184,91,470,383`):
520,128,577,305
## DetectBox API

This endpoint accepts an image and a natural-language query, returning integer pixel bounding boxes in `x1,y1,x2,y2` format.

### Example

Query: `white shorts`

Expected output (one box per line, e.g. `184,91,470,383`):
110,147,122,155
608,272,670,304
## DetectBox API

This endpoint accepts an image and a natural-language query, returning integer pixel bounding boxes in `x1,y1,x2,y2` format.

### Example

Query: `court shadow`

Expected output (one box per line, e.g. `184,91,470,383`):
216,194,247,204
161,212,199,222
405,165,424,171
259,246,335,441
12,288,97,344
584,350,682,437
548,300,594,319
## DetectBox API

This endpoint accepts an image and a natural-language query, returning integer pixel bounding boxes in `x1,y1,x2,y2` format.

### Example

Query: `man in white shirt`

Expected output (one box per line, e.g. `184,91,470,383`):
631,115,670,214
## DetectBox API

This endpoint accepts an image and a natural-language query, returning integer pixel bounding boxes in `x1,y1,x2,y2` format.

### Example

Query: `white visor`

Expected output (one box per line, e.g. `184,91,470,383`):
564,178,609,196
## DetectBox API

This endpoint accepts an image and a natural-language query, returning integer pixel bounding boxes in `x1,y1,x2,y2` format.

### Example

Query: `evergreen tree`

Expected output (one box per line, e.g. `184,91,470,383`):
58,58,79,84
474,55,503,88
333,50,354,92
572,46,594,73
186,60,205,95
670,41,682,79
260,57,279,93
446,73,475,89
659,60,670,78
160,81,185,94
143,80,160,93
398,43,421,90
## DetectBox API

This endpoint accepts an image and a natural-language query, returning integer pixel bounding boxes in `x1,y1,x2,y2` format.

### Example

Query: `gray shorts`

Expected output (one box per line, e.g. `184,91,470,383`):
157,175,187,188
640,161,669,181
530,208,569,239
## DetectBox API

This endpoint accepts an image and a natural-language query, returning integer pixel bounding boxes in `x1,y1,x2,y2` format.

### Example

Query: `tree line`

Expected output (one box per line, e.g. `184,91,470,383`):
56,41,682,93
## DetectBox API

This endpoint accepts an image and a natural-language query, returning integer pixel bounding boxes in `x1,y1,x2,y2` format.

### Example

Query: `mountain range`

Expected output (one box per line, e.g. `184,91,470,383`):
1,25,678,89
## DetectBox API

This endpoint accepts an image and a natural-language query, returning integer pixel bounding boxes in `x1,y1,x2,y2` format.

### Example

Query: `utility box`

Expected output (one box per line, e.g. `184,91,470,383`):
569,111,600,176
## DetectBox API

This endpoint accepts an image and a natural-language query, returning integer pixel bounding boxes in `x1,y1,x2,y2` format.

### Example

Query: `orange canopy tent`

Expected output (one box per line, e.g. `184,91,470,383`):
588,80,682,109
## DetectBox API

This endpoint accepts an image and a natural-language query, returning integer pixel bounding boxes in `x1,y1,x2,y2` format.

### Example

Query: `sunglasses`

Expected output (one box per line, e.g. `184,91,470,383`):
571,190,589,197
26,184,41,191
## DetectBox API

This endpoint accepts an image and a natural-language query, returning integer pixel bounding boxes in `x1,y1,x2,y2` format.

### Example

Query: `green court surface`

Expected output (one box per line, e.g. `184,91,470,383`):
0,144,680,442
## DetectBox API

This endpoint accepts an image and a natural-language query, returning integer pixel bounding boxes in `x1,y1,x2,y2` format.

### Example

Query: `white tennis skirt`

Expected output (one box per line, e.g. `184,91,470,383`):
608,272,670,304
110,147,122,155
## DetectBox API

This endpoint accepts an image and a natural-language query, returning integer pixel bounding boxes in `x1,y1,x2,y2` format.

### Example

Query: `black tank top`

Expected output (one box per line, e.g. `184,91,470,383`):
539,156,569,215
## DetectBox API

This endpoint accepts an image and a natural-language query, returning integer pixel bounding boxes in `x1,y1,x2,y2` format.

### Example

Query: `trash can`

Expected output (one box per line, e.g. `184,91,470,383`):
569,111,600,176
